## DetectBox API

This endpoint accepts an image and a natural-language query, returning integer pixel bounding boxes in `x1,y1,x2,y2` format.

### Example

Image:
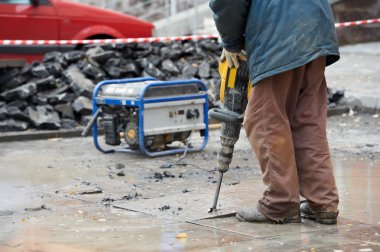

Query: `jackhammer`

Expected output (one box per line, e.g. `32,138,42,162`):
208,59,251,213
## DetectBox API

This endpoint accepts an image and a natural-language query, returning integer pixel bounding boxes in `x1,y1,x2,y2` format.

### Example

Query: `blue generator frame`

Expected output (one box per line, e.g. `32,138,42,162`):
91,77,209,157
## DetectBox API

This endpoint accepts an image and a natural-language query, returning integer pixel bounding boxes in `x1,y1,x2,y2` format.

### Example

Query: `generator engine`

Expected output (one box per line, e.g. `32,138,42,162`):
83,77,209,157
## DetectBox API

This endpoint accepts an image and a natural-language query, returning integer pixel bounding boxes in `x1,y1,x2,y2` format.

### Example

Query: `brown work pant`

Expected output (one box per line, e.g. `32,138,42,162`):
244,57,339,221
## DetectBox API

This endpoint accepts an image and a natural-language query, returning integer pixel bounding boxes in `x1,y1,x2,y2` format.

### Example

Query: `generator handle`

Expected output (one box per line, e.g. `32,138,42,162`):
139,78,208,95
92,77,156,108
81,108,102,137
208,108,244,124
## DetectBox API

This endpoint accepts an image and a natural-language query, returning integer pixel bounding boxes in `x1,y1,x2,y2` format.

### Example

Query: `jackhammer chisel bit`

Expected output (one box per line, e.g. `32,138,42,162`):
209,172,223,213
208,59,250,213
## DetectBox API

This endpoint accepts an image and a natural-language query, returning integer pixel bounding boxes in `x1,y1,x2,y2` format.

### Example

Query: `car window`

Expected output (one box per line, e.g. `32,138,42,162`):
0,0,30,4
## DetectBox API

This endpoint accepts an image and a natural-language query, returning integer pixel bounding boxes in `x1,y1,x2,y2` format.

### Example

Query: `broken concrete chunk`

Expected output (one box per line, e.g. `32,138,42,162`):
61,119,77,129
27,105,61,129
72,96,92,115
45,62,63,77
144,63,166,79
183,42,196,55
47,92,76,105
63,50,86,63
64,65,95,98
30,95,48,106
181,62,198,78
161,59,180,75
85,46,104,58
0,68,20,91
90,51,114,64
54,103,75,119
0,119,28,132
147,55,162,67
7,106,30,122
35,76,56,92
120,62,139,76
43,51,62,63
77,61,105,80
4,75,29,90
199,39,221,52
1,82,37,101
160,47,182,60
0,106,7,120
31,64,50,78
198,61,210,78
135,58,149,69
104,65,128,78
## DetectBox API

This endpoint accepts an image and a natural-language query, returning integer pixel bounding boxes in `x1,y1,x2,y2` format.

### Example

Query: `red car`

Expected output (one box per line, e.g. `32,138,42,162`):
0,0,154,64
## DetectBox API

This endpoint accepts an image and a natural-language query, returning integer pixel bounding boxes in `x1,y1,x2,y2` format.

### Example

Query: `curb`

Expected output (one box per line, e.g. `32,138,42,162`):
345,92,380,112
0,128,85,143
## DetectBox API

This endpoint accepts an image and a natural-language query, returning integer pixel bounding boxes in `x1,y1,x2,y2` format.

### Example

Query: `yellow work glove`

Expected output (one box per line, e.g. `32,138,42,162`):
220,48,247,69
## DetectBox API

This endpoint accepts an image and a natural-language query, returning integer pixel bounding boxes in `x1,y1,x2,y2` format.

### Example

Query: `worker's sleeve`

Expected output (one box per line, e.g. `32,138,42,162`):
209,0,250,53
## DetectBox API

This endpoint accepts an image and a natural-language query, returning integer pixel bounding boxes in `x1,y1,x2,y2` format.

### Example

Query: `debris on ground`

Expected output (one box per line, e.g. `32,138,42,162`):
122,192,142,200
176,233,188,239
159,205,171,211
159,163,175,169
115,163,125,169
78,188,103,195
163,171,175,178
116,171,125,177
154,172,164,180
24,204,50,212
102,197,115,206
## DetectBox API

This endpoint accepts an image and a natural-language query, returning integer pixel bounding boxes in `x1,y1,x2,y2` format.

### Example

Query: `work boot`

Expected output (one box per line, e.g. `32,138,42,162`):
300,201,338,225
236,207,301,224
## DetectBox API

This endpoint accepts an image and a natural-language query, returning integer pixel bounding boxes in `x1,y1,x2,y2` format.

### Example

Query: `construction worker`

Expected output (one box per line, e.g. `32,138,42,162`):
209,0,340,224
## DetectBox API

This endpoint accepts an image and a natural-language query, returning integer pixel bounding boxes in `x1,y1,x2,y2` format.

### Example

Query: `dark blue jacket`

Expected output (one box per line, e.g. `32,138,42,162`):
209,0,340,85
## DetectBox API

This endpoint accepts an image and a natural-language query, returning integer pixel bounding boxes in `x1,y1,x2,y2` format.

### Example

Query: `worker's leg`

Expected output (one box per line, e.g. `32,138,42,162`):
243,67,306,222
291,57,339,212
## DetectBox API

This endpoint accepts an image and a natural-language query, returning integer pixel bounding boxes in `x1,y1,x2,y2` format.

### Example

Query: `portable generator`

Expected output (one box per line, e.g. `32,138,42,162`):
82,77,209,157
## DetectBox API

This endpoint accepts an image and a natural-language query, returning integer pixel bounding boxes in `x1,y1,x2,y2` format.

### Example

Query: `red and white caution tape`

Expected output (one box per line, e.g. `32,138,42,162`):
0,34,218,46
335,18,380,28
0,18,379,46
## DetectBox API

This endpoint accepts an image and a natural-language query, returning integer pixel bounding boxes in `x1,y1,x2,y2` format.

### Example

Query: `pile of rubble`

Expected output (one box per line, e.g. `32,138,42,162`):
0,39,222,132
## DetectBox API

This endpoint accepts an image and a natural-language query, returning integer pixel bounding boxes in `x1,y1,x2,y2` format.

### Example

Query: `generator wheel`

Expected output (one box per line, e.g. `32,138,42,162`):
125,122,139,150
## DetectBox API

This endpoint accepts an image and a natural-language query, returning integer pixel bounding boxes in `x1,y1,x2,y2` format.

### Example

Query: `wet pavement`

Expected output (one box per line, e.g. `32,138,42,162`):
0,113,379,251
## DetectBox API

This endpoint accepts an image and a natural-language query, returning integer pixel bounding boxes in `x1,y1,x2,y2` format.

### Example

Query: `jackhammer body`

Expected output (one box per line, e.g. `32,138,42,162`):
208,60,251,212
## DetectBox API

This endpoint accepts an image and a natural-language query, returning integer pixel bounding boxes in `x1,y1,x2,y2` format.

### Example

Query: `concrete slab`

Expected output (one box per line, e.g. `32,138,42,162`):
0,114,379,251
114,175,265,221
